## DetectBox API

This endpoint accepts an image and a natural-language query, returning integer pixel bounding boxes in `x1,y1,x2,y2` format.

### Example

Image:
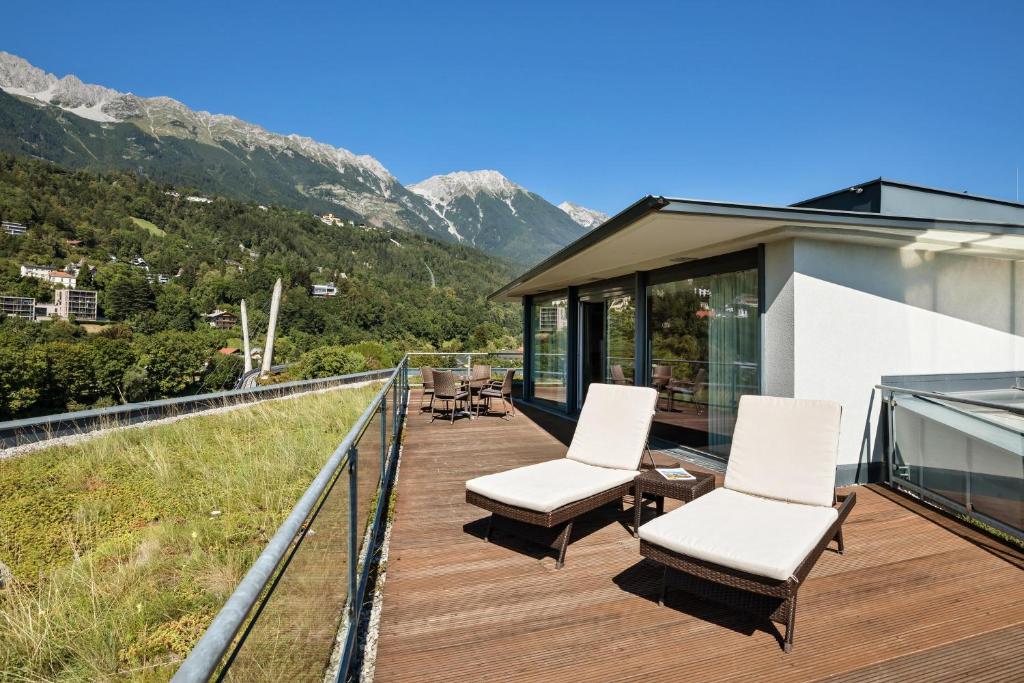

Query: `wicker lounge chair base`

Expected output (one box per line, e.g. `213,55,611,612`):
640,491,855,652
467,482,634,568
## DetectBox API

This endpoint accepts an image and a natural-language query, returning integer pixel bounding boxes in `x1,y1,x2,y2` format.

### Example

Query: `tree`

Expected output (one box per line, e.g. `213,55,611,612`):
0,341,45,418
102,268,154,321
133,331,211,397
296,346,367,379
154,283,194,331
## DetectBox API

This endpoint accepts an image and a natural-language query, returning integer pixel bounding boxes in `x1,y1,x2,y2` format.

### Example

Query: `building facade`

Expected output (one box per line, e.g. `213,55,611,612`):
312,283,338,297
492,180,1024,485
20,264,77,288
54,288,99,321
0,295,35,320
2,220,27,236
204,310,238,329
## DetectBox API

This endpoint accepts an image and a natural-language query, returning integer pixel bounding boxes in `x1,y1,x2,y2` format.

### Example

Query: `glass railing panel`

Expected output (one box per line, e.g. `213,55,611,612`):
968,430,1023,531
891,394,1022,536
355,407,384,557
222,462,351,681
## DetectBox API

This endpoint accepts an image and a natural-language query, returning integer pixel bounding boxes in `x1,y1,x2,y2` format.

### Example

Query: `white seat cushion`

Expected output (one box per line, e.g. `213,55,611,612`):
466,459,637,513
566,383,658,470
724,395,842,508
638,488,838,581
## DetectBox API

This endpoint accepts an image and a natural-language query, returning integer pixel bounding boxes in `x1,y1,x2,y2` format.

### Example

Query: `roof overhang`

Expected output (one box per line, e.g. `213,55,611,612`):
489,196,1024,301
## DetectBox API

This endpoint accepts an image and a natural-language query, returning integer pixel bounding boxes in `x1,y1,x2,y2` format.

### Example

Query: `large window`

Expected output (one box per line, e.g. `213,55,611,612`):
531,293,569,407
605,295,635,384
647,268,759,458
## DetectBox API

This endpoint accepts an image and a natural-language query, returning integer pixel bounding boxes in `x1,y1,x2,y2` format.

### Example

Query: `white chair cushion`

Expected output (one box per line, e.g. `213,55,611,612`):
566,384,658,470
724,395,842,508
466,459,637,513
638,488,838,581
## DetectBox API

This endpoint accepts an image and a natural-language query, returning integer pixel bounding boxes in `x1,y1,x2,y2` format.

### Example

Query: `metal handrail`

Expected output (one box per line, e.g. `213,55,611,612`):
0,368,394,449
876,383,1024,418
172,357,409,682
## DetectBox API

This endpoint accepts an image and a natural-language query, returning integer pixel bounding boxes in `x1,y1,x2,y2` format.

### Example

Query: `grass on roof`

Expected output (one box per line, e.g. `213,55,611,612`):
0,384,380,681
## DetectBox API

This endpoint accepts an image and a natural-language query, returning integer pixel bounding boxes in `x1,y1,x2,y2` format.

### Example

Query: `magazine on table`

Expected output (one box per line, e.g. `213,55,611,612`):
655,466,696,481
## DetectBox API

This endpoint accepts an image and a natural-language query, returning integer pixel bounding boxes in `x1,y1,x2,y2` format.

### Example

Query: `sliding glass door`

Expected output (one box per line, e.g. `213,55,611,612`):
530,292,569,408
579,294,635,407
647,266,759,458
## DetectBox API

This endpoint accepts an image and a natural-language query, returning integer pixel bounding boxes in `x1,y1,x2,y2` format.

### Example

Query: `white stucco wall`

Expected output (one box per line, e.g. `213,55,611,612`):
785,238,1024,477
762,240,795,398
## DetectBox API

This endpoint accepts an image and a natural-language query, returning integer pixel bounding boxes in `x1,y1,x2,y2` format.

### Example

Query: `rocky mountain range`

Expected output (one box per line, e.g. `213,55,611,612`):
0,51,600,264
557,201,608,230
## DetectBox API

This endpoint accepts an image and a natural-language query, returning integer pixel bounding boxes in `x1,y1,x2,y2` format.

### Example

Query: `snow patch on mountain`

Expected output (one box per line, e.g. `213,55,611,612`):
557,201,608,230
409,170,522,205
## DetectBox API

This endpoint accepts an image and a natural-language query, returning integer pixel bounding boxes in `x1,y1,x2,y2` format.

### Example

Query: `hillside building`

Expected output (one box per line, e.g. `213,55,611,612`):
204,309,238,329
0,295,36,320
311,283,338,298
54,288,99,322
2,220,27,236
20,264,77,288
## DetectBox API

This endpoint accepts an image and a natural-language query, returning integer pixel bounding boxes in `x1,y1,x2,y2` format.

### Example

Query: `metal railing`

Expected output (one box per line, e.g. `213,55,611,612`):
172,357,410,682
877,383,1022,542
406,351,524,385
0,368,393,449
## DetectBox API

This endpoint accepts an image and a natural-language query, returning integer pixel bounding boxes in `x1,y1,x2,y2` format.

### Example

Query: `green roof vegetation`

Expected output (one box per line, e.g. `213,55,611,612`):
0,384,379,680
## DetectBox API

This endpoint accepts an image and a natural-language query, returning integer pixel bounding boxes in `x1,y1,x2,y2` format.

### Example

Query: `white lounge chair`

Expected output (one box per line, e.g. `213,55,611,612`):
638,395,856,652
466,383,658,568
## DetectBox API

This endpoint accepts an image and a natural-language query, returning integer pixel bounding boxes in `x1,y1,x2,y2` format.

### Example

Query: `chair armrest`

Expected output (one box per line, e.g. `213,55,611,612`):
835,490,856,524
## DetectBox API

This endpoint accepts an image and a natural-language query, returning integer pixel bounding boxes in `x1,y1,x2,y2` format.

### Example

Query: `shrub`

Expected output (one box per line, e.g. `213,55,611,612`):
296,346,367,379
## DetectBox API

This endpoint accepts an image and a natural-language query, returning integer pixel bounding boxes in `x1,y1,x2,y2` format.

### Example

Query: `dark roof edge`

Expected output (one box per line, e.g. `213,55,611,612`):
793,177,1024,210
790,178,882,207
487,195,669,301
876,178,1024,209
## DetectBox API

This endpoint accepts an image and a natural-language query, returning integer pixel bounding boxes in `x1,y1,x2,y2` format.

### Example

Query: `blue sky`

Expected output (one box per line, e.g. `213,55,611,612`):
5,1,1023,214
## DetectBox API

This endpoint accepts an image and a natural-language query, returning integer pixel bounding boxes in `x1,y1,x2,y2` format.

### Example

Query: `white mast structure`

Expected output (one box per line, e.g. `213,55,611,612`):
260,278,283,377
240,299,253,373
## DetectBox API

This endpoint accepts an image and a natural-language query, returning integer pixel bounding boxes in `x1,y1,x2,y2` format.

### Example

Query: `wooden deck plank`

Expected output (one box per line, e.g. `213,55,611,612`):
373,393,1023,682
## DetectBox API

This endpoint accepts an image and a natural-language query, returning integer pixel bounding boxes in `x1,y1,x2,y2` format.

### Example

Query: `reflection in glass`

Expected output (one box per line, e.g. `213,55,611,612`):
647,268,759,457
605,296,635,384
531,294,568,407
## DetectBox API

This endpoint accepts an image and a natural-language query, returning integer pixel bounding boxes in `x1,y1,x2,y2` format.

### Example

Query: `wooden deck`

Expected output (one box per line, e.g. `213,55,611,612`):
372,392,1024,682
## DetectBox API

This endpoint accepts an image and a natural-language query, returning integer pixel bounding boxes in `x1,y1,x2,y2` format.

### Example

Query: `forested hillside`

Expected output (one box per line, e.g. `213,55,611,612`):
0,154,521,418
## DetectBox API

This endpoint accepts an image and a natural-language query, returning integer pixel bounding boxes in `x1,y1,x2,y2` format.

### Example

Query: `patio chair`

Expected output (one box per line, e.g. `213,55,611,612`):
480,368,516,418
652,365,672,409
468,364,492,415
466,383,657,568
638,395,856,653
430,370,469,424
419,366,435,411
667,367,707,413
609,364,630,385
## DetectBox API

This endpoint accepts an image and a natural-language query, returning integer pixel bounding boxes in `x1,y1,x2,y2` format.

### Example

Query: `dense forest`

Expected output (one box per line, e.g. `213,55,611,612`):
0,154,522,418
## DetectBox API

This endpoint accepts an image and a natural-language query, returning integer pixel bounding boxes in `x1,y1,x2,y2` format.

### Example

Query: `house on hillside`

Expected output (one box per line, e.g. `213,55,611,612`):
204,309,238,329
311,282,338,298
21,265,77,288
319,213,345,226
3,220,28,236
491,178,1024,486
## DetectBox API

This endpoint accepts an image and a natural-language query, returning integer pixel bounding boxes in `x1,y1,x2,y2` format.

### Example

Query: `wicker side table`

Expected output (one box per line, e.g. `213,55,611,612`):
633,469,716,537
